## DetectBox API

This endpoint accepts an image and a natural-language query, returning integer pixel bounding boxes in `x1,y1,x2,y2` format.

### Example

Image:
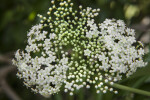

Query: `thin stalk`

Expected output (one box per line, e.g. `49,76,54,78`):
109,83,150,96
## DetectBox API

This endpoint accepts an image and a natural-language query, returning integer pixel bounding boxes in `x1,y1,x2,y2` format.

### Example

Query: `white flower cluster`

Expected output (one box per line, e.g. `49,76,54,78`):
13,24,69,97
98,19,146,77
12,0,147,97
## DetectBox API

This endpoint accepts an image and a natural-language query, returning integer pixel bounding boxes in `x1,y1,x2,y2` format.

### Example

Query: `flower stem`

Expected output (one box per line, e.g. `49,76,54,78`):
110,83,150,96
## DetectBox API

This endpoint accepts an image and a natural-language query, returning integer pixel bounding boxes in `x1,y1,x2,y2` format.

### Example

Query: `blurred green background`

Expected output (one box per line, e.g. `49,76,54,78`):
0,0,150,100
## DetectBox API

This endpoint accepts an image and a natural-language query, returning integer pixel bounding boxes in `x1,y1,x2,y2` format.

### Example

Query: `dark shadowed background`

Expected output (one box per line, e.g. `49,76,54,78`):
0,0,150,100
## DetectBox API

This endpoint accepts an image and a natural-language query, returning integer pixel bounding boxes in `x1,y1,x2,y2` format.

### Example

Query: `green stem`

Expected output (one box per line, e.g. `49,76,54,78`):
110,83,150,96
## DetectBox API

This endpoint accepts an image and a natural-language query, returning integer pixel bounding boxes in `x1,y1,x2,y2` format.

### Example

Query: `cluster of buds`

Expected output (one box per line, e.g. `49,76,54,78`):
12,0,147,97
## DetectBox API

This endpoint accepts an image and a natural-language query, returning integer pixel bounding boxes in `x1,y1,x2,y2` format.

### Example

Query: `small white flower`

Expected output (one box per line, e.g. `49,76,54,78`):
49,33,56,39
138,48,144,55
60,57,68,65
87,19,94,26
86,31,93,38
84,49,91,56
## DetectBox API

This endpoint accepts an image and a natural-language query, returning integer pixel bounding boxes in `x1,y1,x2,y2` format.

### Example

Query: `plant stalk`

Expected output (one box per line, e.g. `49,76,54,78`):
109,83,150,96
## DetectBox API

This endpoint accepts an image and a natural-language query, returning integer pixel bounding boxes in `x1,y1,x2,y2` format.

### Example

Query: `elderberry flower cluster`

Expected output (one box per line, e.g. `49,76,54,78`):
12,0,147,97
